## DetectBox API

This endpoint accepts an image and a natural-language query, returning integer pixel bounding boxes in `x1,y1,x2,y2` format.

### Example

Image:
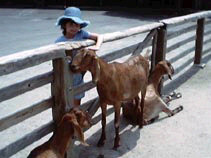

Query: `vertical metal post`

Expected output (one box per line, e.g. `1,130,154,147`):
155,26,167,94
194,18,205,65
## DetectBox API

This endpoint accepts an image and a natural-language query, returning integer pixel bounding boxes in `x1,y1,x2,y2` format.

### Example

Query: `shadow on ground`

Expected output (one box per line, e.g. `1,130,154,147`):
73,110,142,158
164,53,211,94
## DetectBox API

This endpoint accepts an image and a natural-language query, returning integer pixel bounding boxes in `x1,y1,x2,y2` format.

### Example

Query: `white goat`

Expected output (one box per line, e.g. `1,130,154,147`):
122,60,183,124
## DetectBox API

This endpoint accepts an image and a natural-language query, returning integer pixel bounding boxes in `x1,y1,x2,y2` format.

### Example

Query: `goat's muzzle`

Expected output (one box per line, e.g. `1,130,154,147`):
86,111,93,126
70,65,80,73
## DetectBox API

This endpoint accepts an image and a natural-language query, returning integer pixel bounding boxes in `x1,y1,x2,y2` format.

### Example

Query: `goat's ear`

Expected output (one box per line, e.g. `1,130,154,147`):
167,67,173,80
166,61,174,80
83,49,88,58
71,119,89,146
91,56,100,83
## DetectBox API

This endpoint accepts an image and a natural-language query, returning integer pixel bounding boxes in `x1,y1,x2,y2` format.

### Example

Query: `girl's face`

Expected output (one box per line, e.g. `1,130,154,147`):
65,21,80,38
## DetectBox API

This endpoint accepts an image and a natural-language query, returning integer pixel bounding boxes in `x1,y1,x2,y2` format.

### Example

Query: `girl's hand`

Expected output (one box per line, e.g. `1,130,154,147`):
87,45,100,51
88,33,103,51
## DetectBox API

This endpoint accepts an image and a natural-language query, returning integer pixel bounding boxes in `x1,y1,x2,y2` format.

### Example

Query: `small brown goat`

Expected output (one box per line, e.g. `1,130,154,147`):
70,48,149,149
27,108,91,158
122,60,183,124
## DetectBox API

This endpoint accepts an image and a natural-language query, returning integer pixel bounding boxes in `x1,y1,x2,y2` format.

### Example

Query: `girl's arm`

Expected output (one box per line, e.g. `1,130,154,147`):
88,33,103,51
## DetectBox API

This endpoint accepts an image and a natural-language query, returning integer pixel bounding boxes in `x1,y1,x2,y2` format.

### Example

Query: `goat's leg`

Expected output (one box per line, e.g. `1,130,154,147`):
172,105,183,115
162,105,183,117
113,103,121,150
139,96,144,128
160,96,183,117
97,102,107,147
144,115,159,125
138,89,146,128
158,98,174,116
134,96,141,125
163,92,182,104
162,106,174,117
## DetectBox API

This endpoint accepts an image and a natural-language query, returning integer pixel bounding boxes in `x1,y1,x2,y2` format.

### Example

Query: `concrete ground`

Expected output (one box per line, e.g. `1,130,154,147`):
0,8,210,158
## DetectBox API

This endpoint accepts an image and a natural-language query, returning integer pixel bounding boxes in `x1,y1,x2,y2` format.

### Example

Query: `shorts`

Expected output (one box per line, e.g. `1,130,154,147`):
73,73,85,100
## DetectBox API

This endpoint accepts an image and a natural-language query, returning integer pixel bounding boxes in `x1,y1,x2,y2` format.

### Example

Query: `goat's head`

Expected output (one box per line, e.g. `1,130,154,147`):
157,60,174,80
70,48,101,83
71,107,92,128
60,108,92,145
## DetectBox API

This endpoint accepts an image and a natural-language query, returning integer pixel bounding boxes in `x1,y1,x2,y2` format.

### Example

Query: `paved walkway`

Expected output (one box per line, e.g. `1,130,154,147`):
0,8,210,158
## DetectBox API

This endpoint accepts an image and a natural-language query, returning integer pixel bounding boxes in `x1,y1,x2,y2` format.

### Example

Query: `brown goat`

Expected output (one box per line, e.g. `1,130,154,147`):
122,60,183,124
27,108,91,158
70,48,149,149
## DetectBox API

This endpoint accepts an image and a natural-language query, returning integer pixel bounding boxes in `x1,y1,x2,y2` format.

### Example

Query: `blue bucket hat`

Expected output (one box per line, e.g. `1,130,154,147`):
56,7,90,28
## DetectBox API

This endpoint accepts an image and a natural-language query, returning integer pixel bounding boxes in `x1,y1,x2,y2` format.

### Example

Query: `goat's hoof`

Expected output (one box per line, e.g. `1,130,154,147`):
169,91,176,97
139,124,143,129
176,93,182,98
97,140,105,147
143,120,148,125
166,94,172,99
113,144,120,150
137,119,143,128
112,146,118,150
179,105,184,111
168,113,174,117
138,121,144,128
113,138,120,150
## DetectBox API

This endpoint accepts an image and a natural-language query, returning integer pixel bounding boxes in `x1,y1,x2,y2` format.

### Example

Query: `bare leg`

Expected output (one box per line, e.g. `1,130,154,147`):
97,102,107,147
113,103,121,150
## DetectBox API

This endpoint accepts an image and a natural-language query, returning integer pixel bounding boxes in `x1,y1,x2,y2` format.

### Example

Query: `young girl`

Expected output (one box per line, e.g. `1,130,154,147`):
55,7,103,106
